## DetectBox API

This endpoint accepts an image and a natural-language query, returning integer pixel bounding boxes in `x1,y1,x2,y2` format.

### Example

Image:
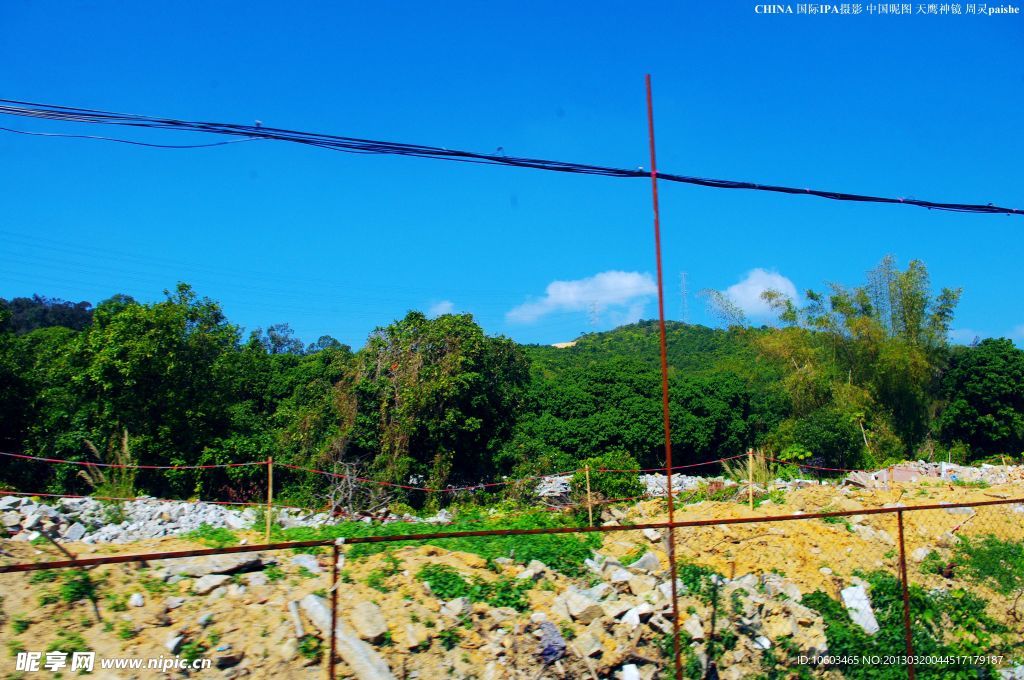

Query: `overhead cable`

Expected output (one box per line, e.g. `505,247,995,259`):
0,98,1019,216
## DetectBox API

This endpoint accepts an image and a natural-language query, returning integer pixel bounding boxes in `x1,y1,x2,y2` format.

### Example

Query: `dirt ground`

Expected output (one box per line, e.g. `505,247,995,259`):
1,480,1022,679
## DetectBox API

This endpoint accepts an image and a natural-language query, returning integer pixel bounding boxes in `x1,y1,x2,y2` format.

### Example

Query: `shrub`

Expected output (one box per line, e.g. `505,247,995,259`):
79,429,137,501
570,450,645,503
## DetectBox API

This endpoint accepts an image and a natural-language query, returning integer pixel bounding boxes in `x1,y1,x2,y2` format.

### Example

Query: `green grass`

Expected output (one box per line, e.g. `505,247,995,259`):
58,570,98,604
656,632,703,679
951,479,990,489
365,569,390,592
183,523,238,549
139,574,169,594
621,546,646,565
104,592,128,612
180,641,207,664
820,507,855,532
11,618,30,634
297,635,322,662
950,535,1024,595
45,631,89,654
275,509,601,576
415,564,532,612
28,570,58,584
366,553,404,592
676,562,723,603
437,627,462,650
803,571,1008,679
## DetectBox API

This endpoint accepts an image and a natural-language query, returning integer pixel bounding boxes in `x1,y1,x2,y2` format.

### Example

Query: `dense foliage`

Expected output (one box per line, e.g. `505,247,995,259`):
1,257,1023,508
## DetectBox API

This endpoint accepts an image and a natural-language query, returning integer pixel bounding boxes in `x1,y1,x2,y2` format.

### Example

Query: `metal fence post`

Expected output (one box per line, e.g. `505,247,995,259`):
265,457,274,544
330,543,339,680
585,464,594,527
896,509,916,679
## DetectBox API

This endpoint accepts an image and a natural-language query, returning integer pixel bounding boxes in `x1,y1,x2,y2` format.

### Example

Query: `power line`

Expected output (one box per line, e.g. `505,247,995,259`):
0,98,1019,217
0,125,260,149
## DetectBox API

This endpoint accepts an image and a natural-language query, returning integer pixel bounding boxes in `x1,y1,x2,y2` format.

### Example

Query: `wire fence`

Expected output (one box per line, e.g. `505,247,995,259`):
2,496,1021,679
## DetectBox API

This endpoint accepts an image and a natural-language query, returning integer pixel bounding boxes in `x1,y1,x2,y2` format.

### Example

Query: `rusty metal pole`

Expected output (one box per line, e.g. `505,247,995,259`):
645,73,683,680
747,449,754,510
585,464,594,528
330,543,339,680
896,510,916,680
265,457,274,544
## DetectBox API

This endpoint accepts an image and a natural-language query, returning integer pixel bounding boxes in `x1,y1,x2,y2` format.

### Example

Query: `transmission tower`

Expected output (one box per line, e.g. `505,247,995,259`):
680,272,689,323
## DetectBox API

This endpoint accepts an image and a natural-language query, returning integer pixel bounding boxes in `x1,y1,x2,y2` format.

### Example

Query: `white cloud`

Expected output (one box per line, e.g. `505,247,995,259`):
427,300,455,317
949,328,983,344
506,270,657,324
722,268,798,318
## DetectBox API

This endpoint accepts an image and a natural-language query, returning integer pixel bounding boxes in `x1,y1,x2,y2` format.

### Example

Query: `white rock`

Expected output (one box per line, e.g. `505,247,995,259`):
278,638,298,661
192,574,231,595
244,572,268,587
629,552,661,573
575,631,603,657
350,601,388,642
300,595,396,680
658,579,684,600
164,554,263,577
621,603,653,629
164,596,186,610
628,574,657,596
682,613,704,640
166,635,184,654
561,589,604,624
129,593,144,607
441,598,471,619
841,585,880,635
608,568,632,584
619,664,641,680
290,553,322,574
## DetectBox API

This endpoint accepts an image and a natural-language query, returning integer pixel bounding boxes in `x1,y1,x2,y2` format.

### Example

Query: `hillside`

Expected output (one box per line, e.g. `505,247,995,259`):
3,477,1022,679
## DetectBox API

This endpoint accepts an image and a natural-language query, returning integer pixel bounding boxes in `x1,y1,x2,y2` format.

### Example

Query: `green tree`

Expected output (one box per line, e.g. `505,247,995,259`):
760,256,959,459
938,338,1024,457
28,284,241,496
355,311,529,500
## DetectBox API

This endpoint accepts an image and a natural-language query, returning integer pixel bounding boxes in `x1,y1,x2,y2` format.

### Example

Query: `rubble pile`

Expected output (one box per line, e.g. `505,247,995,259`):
0,495,440,544
846,460,1024,488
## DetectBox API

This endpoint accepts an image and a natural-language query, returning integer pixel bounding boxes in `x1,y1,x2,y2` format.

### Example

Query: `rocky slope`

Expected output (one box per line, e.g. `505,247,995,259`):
2,479,1024,679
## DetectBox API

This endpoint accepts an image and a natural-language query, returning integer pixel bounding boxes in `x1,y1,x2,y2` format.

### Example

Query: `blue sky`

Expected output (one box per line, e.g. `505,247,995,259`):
2,2,1022,348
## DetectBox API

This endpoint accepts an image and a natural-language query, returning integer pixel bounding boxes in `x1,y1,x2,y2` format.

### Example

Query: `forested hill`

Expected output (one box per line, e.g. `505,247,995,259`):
2,257,1023,509
524,321,766,379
